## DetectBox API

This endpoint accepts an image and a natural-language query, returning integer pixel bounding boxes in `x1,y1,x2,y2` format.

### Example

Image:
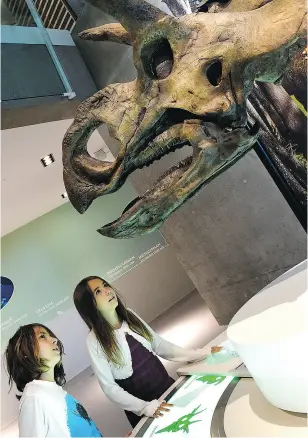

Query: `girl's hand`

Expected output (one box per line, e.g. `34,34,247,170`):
211,346,223,354
189,346,223,363
153,402,173,418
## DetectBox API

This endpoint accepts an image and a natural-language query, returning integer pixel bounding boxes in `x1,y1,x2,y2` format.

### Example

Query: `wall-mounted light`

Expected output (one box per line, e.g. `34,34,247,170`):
41,154,55,167
61,192,68,199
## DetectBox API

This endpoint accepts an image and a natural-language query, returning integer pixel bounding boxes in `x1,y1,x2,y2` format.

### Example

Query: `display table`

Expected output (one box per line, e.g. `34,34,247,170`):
131,260,307,437
223,378,308,437
131,374,237,437
131,375,308,437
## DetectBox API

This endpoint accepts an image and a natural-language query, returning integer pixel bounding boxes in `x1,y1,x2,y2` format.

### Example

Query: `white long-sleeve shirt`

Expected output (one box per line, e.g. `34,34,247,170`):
86,310,210,417
18,380,102,437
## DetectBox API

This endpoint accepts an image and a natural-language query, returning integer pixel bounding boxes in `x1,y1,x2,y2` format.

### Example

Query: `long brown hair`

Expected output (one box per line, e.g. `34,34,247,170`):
74,276,153,365
5,324,66,399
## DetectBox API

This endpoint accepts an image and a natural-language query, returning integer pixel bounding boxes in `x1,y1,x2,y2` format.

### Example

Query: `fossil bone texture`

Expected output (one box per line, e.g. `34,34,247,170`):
63,0,306,238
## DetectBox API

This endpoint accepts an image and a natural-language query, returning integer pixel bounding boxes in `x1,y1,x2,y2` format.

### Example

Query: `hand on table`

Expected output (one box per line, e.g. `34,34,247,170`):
211,346,223,354
189,345,223,363
153,402,173,418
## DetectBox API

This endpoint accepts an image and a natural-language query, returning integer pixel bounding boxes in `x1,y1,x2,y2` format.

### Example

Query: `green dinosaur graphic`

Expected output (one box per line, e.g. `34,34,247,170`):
155,405,206,434
196,375,226,385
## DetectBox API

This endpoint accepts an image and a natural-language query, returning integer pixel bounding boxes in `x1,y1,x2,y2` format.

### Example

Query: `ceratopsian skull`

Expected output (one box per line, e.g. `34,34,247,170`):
63,0,306,238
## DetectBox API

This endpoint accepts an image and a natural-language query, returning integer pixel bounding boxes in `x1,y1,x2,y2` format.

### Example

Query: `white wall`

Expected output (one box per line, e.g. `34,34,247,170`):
1,119,113,236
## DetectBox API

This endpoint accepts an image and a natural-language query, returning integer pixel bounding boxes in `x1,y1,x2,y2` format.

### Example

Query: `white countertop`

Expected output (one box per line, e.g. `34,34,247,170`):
224,378,308,437
176,330,250,377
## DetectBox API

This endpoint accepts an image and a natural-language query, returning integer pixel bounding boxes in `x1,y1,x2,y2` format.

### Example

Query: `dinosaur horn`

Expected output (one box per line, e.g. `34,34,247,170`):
86,0,167,35
79,24,132,45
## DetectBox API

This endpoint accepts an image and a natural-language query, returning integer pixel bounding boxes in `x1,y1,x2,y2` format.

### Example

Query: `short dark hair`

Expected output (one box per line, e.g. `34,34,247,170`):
74,276,153,364
5,324,66,399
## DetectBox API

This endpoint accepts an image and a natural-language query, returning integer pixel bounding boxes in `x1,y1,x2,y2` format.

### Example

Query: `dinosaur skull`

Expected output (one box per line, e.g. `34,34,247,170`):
63,0,306,238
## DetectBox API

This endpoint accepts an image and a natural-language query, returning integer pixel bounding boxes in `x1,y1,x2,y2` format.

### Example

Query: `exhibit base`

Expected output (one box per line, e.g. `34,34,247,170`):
224,378,308,437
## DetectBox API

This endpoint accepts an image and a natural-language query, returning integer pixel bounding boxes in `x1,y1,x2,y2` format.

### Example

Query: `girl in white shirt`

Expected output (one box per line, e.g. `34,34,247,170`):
5,324,102,437
73,276,221,428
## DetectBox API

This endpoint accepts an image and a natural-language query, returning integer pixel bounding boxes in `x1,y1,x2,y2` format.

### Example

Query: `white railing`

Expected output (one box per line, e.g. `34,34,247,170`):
3,0,76,31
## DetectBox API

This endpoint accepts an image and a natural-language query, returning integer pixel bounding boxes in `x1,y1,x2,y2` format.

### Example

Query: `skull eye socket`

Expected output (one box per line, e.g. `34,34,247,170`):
206,60,223,86
142,38,174,80
198,0,231,12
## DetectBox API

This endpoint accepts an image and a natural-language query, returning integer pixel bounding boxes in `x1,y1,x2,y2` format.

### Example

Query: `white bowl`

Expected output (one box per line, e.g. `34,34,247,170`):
228,292,308,413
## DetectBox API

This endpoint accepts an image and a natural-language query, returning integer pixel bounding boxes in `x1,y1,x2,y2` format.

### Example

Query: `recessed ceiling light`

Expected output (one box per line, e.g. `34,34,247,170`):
41,154,55,167
61,192,68,199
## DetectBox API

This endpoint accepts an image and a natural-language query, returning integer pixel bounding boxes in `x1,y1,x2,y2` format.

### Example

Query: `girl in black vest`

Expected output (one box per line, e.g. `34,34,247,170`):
74,276,221,428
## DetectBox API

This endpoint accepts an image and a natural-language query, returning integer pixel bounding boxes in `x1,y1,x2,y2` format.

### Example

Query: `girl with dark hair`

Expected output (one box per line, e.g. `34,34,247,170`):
5,324,102,437
74,276,221,428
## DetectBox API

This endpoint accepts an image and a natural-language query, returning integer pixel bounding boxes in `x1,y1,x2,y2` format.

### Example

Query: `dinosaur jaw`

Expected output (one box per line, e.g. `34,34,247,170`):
98,122,259,238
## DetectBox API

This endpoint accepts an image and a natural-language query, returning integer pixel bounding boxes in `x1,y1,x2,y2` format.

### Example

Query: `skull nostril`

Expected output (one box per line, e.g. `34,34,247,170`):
206,60,223,86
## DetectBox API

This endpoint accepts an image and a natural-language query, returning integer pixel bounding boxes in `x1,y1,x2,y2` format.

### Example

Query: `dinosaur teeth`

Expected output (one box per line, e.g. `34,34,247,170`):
138,139,189,170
